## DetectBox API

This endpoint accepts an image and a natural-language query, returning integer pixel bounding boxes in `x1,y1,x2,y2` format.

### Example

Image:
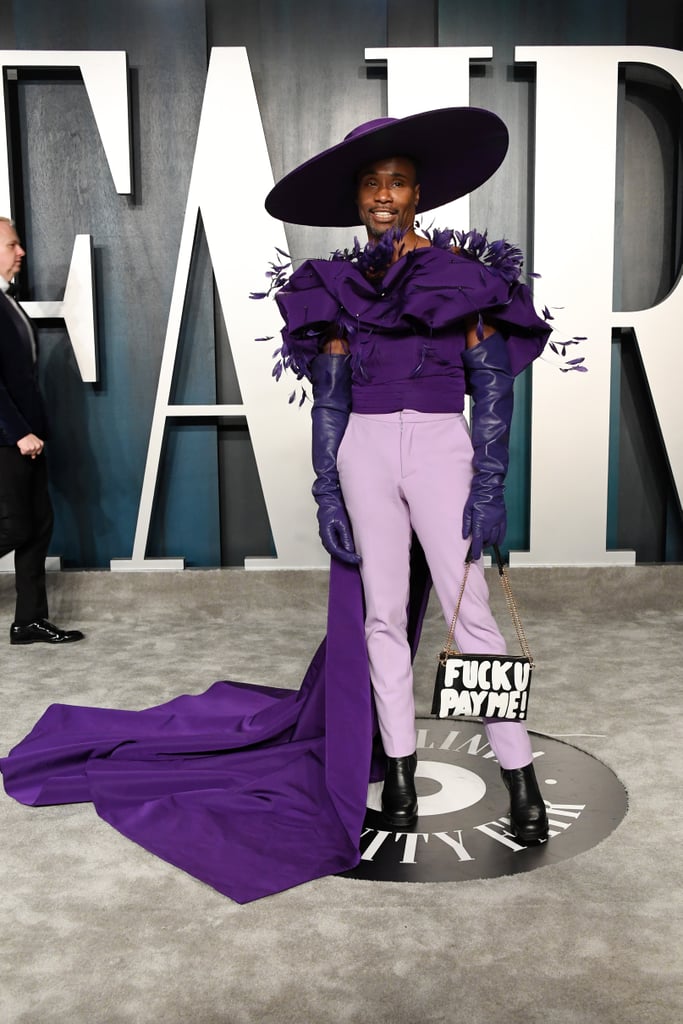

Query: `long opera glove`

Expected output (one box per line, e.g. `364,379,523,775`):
310,353,361,565
462,332,513,560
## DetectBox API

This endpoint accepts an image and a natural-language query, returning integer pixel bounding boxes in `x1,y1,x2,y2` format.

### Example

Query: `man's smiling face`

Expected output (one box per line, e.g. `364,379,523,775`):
355,157,420,240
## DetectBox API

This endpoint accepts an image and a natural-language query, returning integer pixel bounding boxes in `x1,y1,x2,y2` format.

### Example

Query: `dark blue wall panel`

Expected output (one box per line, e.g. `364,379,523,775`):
3,0,220,567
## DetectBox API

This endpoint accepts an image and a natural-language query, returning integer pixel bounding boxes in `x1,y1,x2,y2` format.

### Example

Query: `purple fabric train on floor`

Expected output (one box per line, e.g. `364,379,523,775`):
1,563,378,903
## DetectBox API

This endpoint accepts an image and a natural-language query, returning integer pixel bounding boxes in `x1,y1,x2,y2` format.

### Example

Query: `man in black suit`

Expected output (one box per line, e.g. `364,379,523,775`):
0,217,83,644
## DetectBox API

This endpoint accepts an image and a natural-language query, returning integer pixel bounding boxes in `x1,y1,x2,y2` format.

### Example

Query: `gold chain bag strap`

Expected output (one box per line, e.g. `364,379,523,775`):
431,545,534,720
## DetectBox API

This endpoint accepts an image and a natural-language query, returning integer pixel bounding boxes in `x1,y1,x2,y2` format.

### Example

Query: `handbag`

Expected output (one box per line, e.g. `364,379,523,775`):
432,545,534,721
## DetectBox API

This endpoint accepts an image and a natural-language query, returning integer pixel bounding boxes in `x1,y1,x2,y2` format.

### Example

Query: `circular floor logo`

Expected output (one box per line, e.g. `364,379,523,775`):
342,718,628,884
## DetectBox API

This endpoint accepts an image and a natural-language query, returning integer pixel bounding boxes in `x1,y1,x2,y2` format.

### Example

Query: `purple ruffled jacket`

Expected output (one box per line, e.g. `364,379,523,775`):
275,241,551,413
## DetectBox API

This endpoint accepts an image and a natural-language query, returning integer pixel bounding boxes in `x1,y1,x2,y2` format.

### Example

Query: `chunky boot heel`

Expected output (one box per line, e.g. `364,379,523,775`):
501,763,549,843
382,753,418,828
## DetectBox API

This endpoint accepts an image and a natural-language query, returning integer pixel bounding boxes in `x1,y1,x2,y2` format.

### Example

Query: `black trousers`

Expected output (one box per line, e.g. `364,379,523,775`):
0,446,54,625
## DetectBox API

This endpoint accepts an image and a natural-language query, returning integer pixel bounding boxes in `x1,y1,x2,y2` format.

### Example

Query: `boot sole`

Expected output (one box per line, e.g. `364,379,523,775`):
380,809,418,829
509,825,548,844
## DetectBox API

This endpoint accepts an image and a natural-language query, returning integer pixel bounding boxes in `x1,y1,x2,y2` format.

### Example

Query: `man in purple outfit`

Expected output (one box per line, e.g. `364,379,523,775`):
266,107,551,842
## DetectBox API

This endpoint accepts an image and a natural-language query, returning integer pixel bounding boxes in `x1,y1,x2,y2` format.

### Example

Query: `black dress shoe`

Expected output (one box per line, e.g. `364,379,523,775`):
501,763,549,844
381,753,418,828
10,619,85,645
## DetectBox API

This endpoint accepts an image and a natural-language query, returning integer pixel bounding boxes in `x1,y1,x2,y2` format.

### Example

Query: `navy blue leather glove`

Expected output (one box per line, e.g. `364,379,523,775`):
310,353,361,565
461,332,513,560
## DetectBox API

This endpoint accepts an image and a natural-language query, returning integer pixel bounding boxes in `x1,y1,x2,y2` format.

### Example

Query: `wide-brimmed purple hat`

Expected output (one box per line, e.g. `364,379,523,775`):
265,106,509,227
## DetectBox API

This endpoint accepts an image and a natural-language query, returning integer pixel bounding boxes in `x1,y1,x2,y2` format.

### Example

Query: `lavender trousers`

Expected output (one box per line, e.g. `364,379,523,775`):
336,410,533,770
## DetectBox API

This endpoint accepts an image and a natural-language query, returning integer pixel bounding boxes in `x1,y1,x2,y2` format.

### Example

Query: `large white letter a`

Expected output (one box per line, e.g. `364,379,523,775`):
112,47,324,570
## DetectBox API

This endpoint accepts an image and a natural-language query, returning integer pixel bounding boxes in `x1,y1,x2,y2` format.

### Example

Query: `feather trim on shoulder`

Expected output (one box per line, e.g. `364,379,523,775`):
420,226,524,285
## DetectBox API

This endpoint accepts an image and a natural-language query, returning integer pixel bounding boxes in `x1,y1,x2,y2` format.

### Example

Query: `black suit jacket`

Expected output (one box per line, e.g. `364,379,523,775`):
0,291,48,446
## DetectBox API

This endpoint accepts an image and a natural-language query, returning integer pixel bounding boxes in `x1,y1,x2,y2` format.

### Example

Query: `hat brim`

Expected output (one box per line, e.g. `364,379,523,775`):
265,107,509,227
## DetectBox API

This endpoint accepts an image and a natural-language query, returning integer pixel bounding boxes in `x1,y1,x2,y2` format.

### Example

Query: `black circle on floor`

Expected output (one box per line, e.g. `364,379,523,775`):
341,719,628,883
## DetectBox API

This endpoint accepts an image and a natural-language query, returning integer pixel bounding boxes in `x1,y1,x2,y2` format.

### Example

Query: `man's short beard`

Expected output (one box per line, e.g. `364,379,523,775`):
365,216,412,242
366,223,390,241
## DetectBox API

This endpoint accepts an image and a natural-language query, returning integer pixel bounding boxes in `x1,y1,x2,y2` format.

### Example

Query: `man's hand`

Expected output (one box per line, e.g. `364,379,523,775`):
17,433,44,459
462,488,507,561
316,496,361,565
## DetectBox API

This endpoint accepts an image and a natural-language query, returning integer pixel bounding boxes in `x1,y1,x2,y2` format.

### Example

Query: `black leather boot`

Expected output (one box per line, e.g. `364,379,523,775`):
382,754,418,828
501,763,548,843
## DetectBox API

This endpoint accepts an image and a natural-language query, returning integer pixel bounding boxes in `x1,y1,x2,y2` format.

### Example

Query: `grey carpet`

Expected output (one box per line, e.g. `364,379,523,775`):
1,565,681,1024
